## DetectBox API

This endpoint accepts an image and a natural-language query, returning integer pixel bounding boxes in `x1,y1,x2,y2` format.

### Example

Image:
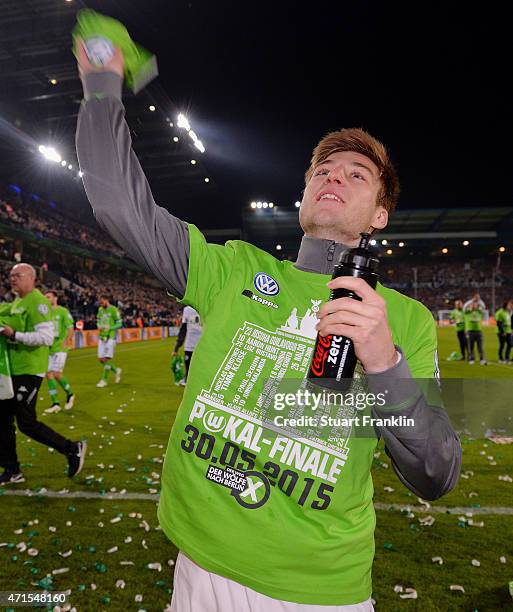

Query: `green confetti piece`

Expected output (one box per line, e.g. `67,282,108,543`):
383,542,396,551
88,546,96,553
37,575,54,589
94,562,107,573
78,584,87,591
11,555,18,561
101,596,111,604
31,568,39,575
68,505,76,512
27,531,39,537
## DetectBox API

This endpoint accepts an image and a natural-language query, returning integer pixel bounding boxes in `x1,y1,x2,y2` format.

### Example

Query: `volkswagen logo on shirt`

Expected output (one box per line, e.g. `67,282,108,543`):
253,272,279,296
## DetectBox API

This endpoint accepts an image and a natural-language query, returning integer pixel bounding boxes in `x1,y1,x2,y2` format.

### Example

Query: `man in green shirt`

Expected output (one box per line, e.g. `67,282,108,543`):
76,38,461,611
495,301,512,363
43,290,76,414
0,263,86,484
449,299,467,360
96,295,122,387
464,298,487,365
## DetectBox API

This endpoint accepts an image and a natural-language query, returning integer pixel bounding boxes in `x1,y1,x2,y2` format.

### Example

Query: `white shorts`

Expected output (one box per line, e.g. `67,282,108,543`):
98,338,116,359
170,552,374,612
48,352,67,373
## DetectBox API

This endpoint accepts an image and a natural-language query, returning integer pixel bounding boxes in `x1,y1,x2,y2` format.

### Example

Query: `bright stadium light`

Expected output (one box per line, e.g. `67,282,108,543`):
399,241,405,247
263,202,268,208
276,244,282,251
499,246,506,252
256,202,263,209
168,122,174,127
38,145,62,163
462,240,470,246
149,105,156,112
189,130,198,142
190,159,196,165
381,239,388,245
295,201,301,208
194,140,206,153
442,247,448,254
204,177,210,183
78,171,84,178
50,78,57,85
173,136,179,142
386,249,393,255
250,202,257,209
177,113,191,131
370,239,377,246
269,202,274,208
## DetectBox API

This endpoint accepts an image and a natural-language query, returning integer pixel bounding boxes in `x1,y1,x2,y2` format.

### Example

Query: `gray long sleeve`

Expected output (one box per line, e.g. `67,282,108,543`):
366,349,462,501
75,72,189,298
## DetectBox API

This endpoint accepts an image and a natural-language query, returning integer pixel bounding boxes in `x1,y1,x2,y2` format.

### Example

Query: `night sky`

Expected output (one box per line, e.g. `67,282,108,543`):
5,1,513,229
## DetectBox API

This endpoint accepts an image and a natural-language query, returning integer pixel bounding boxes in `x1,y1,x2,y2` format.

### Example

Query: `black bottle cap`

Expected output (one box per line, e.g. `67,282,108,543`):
338,232,379,272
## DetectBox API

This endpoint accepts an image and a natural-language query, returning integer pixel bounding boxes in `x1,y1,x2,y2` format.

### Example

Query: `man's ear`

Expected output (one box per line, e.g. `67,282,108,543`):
370,206,388,232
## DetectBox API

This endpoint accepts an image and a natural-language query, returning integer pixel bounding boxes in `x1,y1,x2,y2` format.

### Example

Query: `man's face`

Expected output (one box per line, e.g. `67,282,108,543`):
9,266,35,296
299,150,387,242
455,300,462,309
100,298,108,308
45,292,57,307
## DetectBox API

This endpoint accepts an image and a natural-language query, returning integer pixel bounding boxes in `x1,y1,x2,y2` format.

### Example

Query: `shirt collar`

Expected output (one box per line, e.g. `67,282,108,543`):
294,236,350,275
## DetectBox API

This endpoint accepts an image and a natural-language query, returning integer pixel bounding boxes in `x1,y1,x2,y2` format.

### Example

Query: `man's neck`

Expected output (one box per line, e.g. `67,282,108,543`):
294,236,351,275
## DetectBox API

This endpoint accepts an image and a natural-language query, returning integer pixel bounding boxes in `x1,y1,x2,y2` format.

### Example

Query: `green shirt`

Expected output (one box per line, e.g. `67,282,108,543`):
495,308,512,334
157,225,439,606
97,305,122,340
0,289,52,375
449,308,465,331
464,307,484,332
50,305,74,354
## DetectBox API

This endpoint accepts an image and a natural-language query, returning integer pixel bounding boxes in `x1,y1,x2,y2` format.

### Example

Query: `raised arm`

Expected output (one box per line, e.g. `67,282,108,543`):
75,41,189,298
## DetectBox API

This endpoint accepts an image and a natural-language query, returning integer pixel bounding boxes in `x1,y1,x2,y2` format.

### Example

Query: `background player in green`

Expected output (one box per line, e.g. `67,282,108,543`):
96,294,122,387
495,300,512,364
465,297,487,365
449,299,467,360
0,263,86,484
44,290,76,414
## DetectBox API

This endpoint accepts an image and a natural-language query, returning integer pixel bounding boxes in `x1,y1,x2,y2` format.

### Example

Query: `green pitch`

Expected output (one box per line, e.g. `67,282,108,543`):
0,333,512,611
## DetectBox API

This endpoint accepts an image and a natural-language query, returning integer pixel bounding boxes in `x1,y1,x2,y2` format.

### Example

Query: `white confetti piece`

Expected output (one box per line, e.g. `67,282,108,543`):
27,548,39,557
417,498,431,509
383,486,394,492
471,559,481,567
90,583,97,590
468,520,484,527
52,568,69,575
142,539,148,549
65,521,72,527
167,559,175,566
124,536,132,544
469,492,478,497
98,522,104,528
14,528,23,534
400,588,417,599
432,556,443,565
419,516,435,526
140,521,150,532
147,562,162,571
115,579,125,589
498,475,513,482
120,561,135,566
450,585,465,592
129,513,137,518
110,517,122,524
59,550,73,558
48,526,57,533
135,594,143,602
16,542,27,552
107,546,118,554
393,585,403,593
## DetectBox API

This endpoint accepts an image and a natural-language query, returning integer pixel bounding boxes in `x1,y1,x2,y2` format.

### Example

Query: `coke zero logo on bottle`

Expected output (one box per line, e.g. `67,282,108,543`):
310,334,332,377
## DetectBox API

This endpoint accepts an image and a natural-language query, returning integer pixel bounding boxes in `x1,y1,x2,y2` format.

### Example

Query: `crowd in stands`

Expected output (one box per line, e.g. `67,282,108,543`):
0,186,125,259
381,259,513,313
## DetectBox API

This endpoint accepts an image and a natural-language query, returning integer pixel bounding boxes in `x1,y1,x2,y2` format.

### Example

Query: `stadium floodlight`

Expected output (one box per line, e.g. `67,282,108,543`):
499,246,506,252
50,78,57,85
295,201,301,208
177,113,191,131
78,171,84,178
370,239,377,245
68,164,72,170
442,247,448,254
250,202,257,209
269,202,274,208
61,160,67,166
462,240,470,246
190,159,196,165
189,130,198,142
38,145,62,164
386,249,393,255
399,241,405,247
381,239,388,245
194,140,206,153
276,244,282,251
168,122,174,127
256,202,263,209
149,105,156,112
204,177,210,183
173,136,179,142
262,202,268,208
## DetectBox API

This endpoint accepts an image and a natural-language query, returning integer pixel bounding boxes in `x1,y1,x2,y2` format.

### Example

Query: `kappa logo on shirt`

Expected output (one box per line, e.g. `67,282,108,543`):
242,289,278,309
253,272,279,296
